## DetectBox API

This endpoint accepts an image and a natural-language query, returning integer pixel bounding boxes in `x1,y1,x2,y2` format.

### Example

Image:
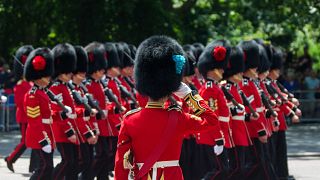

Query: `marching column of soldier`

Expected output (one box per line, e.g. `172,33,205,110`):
3,35,301,180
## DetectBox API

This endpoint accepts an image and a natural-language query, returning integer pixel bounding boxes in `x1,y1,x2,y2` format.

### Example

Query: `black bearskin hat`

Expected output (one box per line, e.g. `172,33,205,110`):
183,45,196,76
14,45,34,79
192,43,205,62
85,42,108,74
105,42,121,69
270,48,283,70
119,42,134,68
238,40,260,71
135,35,185,100
52,43,77,77
24,47,54,81
198,40,231,79
128,44,137,59
257,44,271,74
223,46,245,79
74,46,88,74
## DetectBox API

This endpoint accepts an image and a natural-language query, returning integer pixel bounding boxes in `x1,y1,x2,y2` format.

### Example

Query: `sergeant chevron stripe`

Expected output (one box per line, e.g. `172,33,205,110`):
27,106,40,118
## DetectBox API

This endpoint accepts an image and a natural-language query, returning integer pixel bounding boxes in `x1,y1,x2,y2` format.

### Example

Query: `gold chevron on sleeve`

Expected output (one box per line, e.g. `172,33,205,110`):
27,106,40,118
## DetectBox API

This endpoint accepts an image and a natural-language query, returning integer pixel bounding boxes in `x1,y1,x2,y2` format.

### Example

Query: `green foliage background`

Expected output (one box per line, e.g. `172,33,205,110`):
0,0,319,68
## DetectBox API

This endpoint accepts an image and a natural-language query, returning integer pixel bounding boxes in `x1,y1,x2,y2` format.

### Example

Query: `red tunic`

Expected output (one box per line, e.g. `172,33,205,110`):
50,80,78,144
239,78,266,138
25,86,55,150
73,84,95,143
14,80,32,124
198,80,232,148
85,78,110,137
222,82,251,146
115,100,220,180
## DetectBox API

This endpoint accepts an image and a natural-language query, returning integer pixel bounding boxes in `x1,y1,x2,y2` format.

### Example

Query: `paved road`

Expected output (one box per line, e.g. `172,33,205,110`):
0,123,319,179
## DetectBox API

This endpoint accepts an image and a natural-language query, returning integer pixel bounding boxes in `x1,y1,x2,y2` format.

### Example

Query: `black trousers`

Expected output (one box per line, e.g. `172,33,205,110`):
29,149,53,180
79,142,94,180
273,131,289,179
202,146,230,180
53,142,78,180
96,136,118,180
90,136,109,180
227,146,249,180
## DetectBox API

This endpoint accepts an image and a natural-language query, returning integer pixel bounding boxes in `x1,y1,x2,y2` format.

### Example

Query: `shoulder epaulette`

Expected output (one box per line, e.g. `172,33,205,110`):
243,78,249,86
206,81,213,89
167,104,182,112
29,86,37,94
225,83,231,90
124,107,142,118
51,81,61,87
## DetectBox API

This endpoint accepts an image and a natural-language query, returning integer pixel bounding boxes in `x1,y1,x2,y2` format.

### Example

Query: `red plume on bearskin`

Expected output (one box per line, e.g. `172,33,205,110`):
212,46,226,61
32,56,46,71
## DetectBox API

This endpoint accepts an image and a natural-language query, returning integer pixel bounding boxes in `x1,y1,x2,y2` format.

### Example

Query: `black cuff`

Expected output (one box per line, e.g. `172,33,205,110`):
84,131,94,139
215,139,224,146
245,113,251,122
61,111,68,120
65,128,75,137
292,106,297,112
258,130,267,136
265,110,272,118
230,107,237,116
96,112,102,120
288,112,295,118
273,120,280,127
92,129,97,135
84,109,91,117
114,107,121,114
39,138,49,147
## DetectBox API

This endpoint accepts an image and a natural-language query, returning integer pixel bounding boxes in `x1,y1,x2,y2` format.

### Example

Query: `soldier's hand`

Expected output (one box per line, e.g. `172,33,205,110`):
291,98,300,106
292,115,300,124
42,144,52,153
258,135,268,143
120,106,127,113
213,145,224,156
251,112,260,120
295,108,302,117
173,82,192,99
68,134,77,144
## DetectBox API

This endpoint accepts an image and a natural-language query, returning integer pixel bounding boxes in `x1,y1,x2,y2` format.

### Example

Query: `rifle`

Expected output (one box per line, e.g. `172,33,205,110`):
79,83,106,119
44,88,69,112
67,82,92,114
269,83,288,103
221,86,244,111
100,79,123,111
260,91,277,117
265,83,282,105
114,77,138,107
239,90,259,118
276,81,294,98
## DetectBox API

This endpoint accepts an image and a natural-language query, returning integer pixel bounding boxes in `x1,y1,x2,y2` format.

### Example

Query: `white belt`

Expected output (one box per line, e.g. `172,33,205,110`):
42,118,53,124
103,110,108,116
218,116,229,122
274,108,280,111
136,160,179,180
256,107,265,112
68,114,77,119
232,115,245,121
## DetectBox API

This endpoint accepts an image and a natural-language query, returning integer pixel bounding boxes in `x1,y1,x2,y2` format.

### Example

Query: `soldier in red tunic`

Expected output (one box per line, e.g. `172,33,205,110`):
197,40,232,179
71,46,98,179
114,35,221,180
266,48,300,180
5,45,37,173
50,43,79,179
23,47,55,180
222,46,252,179
84,42,109,179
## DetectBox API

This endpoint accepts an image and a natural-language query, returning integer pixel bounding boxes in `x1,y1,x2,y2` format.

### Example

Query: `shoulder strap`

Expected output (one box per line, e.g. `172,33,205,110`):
135,110,180,179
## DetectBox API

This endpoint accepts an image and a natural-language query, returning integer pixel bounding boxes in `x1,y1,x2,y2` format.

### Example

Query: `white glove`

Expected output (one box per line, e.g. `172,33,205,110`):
213,145,224,156
64,105,72,114
236,104,245,113
1,95,7,103
42,144,52,153
295,108,302,116
173,82,192,99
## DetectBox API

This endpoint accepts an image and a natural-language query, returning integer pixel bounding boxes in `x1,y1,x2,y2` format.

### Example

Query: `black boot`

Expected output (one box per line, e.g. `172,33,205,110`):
4,157,14,172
